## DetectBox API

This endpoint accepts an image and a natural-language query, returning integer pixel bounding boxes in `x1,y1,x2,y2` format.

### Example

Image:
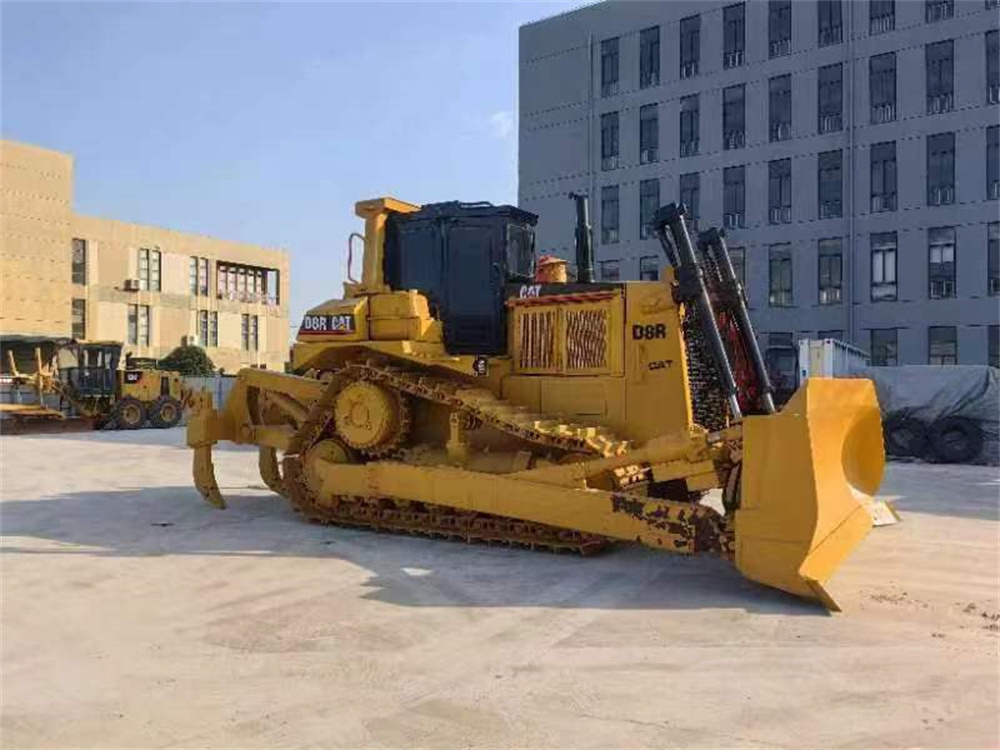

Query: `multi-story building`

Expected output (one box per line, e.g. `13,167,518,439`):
519,0,999,372
0,140,290,372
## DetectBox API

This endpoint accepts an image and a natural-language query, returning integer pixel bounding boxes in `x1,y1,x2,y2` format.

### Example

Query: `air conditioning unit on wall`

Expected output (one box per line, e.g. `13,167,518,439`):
123,278,140,292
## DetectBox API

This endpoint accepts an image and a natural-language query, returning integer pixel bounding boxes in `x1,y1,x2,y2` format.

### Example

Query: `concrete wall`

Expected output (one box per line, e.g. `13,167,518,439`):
0,140,291,372
520,0,1000,365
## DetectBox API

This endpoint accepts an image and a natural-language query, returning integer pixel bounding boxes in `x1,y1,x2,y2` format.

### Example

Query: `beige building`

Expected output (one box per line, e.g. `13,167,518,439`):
0,140,290,372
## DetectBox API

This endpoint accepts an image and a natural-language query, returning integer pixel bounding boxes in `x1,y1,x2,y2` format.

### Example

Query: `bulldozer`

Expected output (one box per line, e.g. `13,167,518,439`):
187,196,886,609
1,340,188,431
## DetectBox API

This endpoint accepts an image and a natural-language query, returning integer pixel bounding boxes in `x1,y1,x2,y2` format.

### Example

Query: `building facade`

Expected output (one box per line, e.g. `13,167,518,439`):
519,0,1000,370
0,140,290,372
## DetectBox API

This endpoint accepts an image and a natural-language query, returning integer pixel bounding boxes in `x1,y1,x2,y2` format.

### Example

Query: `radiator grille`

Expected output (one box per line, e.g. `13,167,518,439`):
565,308,608,370
517,309,559,371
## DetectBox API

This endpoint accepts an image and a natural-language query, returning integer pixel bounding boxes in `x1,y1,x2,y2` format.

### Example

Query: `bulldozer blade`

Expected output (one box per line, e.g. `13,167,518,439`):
734,378,886,610
193,445,226,509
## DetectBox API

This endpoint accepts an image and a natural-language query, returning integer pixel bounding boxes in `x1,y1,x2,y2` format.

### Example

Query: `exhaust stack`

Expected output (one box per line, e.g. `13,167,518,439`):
569,192,595,283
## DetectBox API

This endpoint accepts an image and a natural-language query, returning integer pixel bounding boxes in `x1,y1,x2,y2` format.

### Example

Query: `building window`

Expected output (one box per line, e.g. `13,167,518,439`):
870,0,895,34
601,185,619,244
729,247,746,288
724,3,745,68
928,227,956,299
71,238,87,285
769,74,792,142
990,222,999,295
129,304,151,347
217,262,277,304
71,298,86,340
241,314,259,351
679,172,700,228
768,159,792,224
723,166,745,229
870,329,898,366
928,326,957,365
870,141,897,212
639,256,660,281
138,248,161,292
640,26,660,88
990,325,999,368
599,260,620,281
926,40,954,114
679,95,699,157
199,258,210,296
988,31,999,104
818,238,843,305
988,125,999,199
680,15,700,78
639,104,658,164
199,310,209,346
639,178,660,239
925,0,954,22
818,0,843,46
927,132,955,206
871,232,897,301
723,85,745,150
818,63,843,133
600,37,619,97
189,257,198,294
769,0,791,58
870,53,897,124
600,112,619,170
819,330,844,341
768,244,793,307
818,150,843,219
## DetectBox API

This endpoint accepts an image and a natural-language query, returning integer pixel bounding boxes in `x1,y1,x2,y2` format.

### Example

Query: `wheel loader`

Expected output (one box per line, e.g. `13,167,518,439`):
187,196,886,609
1,341,187,431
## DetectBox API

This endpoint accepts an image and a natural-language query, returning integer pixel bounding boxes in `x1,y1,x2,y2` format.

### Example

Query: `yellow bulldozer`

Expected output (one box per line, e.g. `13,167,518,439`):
2,340,188,431
187,196,886,609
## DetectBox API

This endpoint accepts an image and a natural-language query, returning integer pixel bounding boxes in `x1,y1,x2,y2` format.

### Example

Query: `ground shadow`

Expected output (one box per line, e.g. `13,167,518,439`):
0,485,824,617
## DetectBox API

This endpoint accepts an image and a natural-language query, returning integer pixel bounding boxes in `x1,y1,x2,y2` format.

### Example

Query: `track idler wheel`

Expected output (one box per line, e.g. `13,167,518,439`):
333,381,410,457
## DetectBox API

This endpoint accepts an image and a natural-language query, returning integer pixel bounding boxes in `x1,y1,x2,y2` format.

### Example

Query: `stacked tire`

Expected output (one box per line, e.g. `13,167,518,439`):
883,412,983,463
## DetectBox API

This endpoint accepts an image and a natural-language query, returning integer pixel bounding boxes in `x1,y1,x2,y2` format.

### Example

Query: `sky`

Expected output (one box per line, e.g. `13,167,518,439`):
0,0,581,325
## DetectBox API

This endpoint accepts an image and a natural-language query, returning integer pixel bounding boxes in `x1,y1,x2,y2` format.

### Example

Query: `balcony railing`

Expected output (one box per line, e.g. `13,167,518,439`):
680,140,699,157
769,122,791,142
769,290,793,307
216,290,278,305
724,50,744,69
601,155,619,171
601,228,619,244
640,72,660,88
819,287,842,305
639,148,658,164
819,26,842,46
988,181,1000,199
929,280,956,299
871,194,897,212
927,93,954,114
601,81,619,97
871,103,896,124
926,1,954,22
870,14,895,34
769,38,791,58
927,186,955,206
989,85,999,104
724,212,744,229
819,114,842,133
680,61,699,79
724,130,745,150
769,206,791,224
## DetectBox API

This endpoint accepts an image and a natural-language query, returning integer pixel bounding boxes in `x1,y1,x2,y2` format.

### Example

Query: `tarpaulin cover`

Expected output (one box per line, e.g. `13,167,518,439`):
857,365,999,464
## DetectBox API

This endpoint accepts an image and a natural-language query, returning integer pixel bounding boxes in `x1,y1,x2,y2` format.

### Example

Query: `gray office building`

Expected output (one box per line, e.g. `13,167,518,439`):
519,0,1000,373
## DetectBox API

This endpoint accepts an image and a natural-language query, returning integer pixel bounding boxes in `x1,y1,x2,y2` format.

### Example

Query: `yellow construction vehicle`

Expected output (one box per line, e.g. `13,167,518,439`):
2,341,188,431
187,197,885,609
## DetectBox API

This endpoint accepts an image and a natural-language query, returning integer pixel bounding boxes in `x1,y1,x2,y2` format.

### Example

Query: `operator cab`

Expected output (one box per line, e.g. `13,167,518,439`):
383,201,538,354
59,342,122,396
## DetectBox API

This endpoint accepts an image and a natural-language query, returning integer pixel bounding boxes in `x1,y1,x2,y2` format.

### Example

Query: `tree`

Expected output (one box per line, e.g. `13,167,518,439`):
158,345,216,377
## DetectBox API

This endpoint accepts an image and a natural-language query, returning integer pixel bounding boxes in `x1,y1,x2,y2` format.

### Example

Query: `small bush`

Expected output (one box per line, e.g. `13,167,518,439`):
158,345,216,377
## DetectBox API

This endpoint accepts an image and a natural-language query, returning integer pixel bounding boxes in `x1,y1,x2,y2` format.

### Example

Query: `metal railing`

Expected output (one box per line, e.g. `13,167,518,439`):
871,103,896,124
